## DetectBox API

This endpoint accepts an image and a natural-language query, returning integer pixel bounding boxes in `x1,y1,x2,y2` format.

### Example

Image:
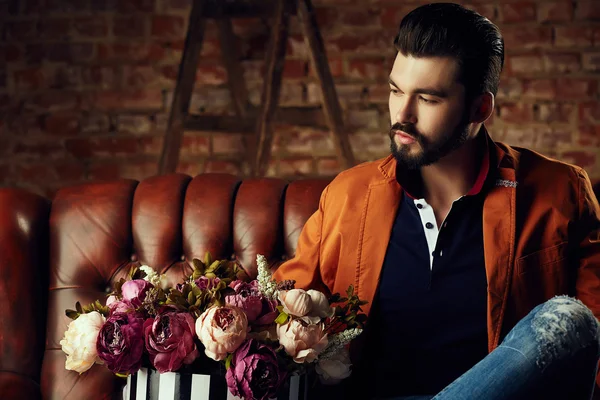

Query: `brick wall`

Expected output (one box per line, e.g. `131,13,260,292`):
1,0,599,198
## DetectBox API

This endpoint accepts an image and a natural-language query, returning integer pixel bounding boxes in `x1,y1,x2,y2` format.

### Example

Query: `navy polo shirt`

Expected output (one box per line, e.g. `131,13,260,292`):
361,144,493,398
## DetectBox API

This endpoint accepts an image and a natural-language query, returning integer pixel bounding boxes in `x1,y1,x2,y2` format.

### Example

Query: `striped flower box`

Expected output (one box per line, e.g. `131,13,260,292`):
124,368,308,400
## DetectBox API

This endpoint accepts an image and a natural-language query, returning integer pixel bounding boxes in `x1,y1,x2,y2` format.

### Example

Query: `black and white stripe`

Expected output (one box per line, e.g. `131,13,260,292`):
124,368,307,400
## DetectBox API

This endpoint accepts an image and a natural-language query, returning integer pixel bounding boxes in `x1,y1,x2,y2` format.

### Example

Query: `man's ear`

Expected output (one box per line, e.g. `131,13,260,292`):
470,92,495,123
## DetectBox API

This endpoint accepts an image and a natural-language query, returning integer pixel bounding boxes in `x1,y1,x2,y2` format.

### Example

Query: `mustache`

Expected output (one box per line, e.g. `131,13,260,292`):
390,123,421,139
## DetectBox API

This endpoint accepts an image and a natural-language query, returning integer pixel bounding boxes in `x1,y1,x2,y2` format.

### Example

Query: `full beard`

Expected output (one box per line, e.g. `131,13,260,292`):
389,114,471,170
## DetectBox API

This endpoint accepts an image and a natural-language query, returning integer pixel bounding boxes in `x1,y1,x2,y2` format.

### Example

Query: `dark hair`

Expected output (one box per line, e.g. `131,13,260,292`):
394,3,504,101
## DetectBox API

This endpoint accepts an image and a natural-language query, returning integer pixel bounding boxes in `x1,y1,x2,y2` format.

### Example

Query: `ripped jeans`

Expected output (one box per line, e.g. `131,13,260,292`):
397,296,600,400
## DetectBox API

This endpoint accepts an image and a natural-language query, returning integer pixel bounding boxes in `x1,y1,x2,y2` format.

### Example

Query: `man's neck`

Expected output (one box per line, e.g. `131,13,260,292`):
420,135,484,207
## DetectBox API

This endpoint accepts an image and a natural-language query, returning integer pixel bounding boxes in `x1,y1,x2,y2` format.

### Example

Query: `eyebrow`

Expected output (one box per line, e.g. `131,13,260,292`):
388,77,449,98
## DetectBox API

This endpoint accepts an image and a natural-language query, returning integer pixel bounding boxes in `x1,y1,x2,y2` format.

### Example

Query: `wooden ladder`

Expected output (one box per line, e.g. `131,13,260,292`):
157,0,355,177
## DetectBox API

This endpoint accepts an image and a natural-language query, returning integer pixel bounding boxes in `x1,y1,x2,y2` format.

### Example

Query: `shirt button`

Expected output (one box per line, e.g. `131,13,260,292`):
425,222,434,229
416,203,424,209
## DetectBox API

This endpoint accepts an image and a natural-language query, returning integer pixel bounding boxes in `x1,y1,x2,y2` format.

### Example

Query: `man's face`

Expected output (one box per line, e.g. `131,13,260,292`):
388,53,470,169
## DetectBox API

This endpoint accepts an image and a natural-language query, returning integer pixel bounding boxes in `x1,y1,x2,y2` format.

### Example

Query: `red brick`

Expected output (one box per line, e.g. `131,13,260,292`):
536,103,575,123
347,57,387,80
536,129,573,149
595,28,600,46
5,21,36,40
65,136,163,158
231,18,264,36
522,79,557,100
81,66,118,88
380,5,416,29
287,35,308,58
204,160,241,175
89,90,163,111
242,60,264,81
116,115,152,135
537,1,573,22
180,133,210,156
196,64,228,85
325,32,393,56
43,111,81,136
98,42,166,62
500,2,536,23
507,54,544,75
113,16,147,38
151,15,185,38
38,43,95,63
340,7,380,27
38,18,71,38
117,0,156,12
346,109,380,130
25,91,81,113
89,161,158,181
123,65,160,87
0,164,11,181
175,161,201,177
543,52,581,73
502,26,552,50
497,103,535,124
464,3,497,21
308,57,343,78
283,60,308,79
556,78,597,99
279,158,314,177
554,26,593,47
561,151,596,168
81,112,111,134
575,1,600,21
13,139,66,159
285,127,332,154
498,127,537,147
163,0,192,11
52,65,83,89
91,0,117,12
315,7,339,28
0,44,22,62
7,114,44,136
317,158,342,176
211,133,245,156
496,78,524,99
0,94,11,110
579,102,600,124
40,0,89,13
199,38,222,58
578,125,600,146
582,52,600,71
16,162,86,183
13,68,47,91
350,131,389,155
72,16,108,37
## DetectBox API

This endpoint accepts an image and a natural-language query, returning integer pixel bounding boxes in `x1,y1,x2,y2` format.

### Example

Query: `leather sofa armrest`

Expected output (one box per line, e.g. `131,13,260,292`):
0,188,50,399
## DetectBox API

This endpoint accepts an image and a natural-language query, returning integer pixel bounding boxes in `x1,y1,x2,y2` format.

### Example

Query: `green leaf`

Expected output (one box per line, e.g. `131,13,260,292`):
115,372,129,379
225,353,233,370
75,301,83,314
65,309,79,320
274,311,289,325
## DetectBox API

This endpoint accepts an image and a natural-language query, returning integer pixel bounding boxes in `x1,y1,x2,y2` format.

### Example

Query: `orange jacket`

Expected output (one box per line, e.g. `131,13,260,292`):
273,139,600,384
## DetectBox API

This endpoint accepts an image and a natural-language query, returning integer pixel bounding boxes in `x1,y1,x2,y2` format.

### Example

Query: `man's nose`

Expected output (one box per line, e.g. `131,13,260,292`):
395,97,417,125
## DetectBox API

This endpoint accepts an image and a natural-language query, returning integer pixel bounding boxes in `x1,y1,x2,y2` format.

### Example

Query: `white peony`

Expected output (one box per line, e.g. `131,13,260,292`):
60,311,106,374
315,348,352,384
140,265,169,290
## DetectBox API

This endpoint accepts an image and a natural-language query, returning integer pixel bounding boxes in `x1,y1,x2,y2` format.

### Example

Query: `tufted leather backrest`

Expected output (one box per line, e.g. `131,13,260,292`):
39,173,329,399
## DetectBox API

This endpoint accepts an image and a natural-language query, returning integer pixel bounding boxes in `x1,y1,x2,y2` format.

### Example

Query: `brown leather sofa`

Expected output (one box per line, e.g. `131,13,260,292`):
0,173,328,400
1,174,599,400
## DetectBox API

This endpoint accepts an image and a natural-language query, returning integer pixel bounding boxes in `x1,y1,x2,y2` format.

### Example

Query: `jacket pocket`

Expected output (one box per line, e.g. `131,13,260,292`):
516,241,568,275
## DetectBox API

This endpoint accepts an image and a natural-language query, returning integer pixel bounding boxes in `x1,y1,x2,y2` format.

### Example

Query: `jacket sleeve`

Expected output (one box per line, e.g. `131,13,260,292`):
273,185,331,296
572,168,600,392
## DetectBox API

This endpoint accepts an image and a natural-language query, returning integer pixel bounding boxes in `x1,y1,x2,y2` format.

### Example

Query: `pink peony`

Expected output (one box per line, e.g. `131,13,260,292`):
106,296,134,314
278,289,312,317
96,312,145,375
144,312,199,373
225,280,279,325
196,306,248,361
226,339,285,400
277,319,328,363
279,289,333,324
121,279,154,308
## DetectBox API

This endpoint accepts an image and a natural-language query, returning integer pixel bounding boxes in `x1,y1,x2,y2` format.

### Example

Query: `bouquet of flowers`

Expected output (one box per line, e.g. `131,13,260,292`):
60,253,367,400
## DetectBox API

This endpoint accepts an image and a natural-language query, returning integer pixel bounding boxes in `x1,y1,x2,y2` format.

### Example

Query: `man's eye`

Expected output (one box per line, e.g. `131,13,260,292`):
419,96,436,104
390,88,399,94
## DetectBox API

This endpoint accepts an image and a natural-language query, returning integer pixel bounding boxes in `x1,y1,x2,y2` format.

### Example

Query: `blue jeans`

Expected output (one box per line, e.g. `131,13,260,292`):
393,296,600,400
